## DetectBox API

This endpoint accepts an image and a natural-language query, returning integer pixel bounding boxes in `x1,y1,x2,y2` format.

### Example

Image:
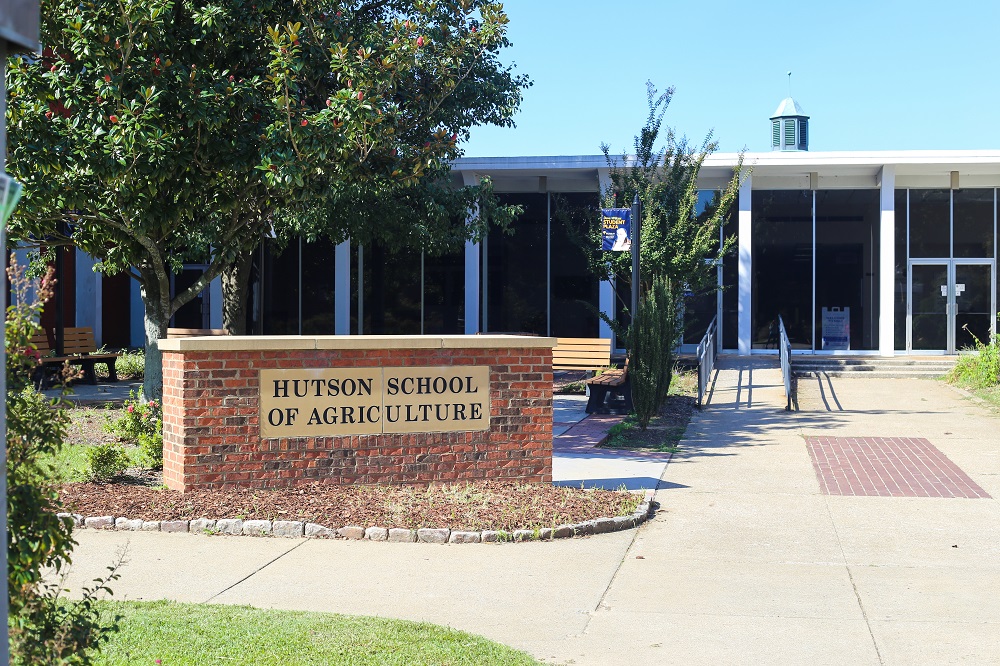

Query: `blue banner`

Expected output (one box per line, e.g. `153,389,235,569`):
601,208,631,251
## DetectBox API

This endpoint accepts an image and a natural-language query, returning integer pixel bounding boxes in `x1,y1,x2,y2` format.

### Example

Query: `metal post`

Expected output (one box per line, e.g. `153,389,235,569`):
630,193,640,318
55,227,64,354
1,52,12,664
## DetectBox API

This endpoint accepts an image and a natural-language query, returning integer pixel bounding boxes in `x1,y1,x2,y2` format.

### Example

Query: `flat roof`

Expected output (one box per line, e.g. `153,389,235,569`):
454,150,1000,190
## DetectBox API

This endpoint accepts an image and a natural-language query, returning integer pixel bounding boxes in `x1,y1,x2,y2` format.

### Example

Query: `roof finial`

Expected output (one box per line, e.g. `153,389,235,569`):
787,71,792,97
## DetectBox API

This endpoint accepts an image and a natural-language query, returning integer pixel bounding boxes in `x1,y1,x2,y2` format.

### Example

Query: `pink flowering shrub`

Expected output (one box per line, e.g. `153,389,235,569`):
104,389,163,468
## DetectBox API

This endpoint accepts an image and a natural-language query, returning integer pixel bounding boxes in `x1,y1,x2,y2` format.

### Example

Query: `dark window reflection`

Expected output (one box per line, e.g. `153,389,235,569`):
752,190,813,349
301,239,336,334
551,193,599,338
424,249,465,334
487,193,547,335
909,189,950,258
261,238,299,335
894,189,907,350
953,189,994,258
722,206,738,350
683,191,726,345
362,244,422,335
815,190,880,350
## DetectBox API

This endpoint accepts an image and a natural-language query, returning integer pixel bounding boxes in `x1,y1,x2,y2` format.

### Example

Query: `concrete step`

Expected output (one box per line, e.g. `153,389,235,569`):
794,370,947,379
791,356,956,379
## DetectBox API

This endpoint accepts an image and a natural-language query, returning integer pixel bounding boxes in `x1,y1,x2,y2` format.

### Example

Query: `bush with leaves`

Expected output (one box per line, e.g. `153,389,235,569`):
104,389,162,468
948,327,1000,390
628,274,682,429
85,444,131,483
5,257,120,664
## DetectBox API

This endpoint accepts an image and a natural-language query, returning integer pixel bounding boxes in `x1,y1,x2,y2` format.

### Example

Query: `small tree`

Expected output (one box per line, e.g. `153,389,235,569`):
596,82,745,426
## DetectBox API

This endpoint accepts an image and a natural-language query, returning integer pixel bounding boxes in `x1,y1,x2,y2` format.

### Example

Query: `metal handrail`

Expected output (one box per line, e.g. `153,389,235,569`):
696,316,719,408
778,315,793,411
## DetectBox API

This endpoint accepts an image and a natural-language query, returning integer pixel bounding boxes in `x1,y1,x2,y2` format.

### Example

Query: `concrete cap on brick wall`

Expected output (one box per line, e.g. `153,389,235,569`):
158,334,557,352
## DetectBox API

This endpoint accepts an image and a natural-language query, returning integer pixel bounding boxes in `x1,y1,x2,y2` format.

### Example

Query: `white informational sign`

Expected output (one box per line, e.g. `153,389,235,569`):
821,307,850,350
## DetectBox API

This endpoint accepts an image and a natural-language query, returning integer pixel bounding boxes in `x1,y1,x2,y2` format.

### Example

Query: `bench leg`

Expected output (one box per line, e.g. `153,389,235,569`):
106,360,119,383
32,365,46,391
82,361,98,385
620,378,634,413
586,385,611,413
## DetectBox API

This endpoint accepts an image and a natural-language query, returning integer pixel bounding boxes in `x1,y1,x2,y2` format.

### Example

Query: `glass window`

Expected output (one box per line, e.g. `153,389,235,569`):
361,244,422,335
683,191,725,345
752,190,813,349
953,189,994,258
721,207,738,350
909,189,950,258
301,239,336,334
550,193,600,338
486,193,548,335
424,249,465,334
261,238,299,335
815,190,880,350
894,189,907,350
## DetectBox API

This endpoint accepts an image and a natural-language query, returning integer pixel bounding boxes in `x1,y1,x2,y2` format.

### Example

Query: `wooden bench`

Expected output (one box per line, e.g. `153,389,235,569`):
31,327,121,387
167,328,229,338
585,357,632,414
552,337,612,372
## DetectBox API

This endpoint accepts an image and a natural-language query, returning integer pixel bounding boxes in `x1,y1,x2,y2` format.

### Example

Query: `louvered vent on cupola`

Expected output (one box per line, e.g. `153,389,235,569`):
770,97,810,151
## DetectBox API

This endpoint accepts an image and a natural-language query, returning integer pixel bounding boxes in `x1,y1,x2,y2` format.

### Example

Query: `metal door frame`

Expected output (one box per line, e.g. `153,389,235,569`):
908,258,995,353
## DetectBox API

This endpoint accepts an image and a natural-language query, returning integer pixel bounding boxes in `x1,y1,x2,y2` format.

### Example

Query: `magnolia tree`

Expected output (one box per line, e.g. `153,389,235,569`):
596,82,745,426
6,0,528,398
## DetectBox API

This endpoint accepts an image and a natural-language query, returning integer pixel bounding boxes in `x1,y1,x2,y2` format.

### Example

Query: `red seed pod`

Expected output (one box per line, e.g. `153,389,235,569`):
301,119,308,126
109,114,118,123
416,36,424,47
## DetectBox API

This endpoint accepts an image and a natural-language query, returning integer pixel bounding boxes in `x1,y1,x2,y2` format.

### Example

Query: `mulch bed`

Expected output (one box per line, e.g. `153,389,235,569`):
58,481,643,533
599,394,697,453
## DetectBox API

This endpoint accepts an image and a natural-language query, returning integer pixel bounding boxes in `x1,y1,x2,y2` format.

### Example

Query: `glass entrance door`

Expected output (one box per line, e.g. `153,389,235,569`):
909,263,949,351
908,261,995,352
955,262,995,350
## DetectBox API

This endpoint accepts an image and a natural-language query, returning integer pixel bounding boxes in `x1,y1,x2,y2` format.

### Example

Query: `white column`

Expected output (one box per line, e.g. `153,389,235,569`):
462,171,481,334
74,249,101,343
209,276,222,329
738,174,753,355
879,165,896,356
12,248,34,305
464,218,480,335
334,240,350,334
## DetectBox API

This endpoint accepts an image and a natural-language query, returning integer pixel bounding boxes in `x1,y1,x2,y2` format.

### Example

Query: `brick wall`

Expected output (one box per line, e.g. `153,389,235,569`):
161,342,553,492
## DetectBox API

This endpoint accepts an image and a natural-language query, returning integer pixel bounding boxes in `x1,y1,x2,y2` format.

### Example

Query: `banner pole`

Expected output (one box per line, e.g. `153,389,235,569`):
630,193,640,320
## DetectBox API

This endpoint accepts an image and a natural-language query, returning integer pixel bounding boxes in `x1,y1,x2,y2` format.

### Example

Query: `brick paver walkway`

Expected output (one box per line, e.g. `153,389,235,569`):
805,436,992,499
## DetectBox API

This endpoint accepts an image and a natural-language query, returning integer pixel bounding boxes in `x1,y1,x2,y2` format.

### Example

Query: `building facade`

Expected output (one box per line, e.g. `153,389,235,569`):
54,149,1000,357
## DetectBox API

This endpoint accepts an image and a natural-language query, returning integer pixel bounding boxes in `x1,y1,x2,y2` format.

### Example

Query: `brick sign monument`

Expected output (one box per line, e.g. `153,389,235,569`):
159,335,555,492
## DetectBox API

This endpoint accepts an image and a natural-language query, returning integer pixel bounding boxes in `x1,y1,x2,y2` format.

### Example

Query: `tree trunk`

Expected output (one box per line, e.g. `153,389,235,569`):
222,246,254,336
142,297,170,401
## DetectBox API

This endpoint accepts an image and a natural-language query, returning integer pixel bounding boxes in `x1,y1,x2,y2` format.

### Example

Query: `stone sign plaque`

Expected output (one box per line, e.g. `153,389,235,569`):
260,366,490,438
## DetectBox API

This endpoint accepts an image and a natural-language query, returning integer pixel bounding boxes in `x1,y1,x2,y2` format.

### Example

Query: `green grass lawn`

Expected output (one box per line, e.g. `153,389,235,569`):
94,600,539,665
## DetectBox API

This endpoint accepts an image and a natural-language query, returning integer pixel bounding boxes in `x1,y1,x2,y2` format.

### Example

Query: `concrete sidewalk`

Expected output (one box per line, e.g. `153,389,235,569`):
63,361,1000,664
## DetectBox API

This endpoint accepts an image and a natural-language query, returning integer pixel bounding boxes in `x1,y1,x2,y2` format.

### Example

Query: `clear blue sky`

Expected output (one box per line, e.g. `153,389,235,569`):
463,1,1000,157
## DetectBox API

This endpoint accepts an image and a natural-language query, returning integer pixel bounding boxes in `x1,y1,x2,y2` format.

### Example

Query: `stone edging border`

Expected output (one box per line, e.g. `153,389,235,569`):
58,490,655,544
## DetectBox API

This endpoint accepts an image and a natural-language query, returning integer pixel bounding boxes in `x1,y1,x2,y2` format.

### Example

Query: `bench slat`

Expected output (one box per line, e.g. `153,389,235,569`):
552,337,612,371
